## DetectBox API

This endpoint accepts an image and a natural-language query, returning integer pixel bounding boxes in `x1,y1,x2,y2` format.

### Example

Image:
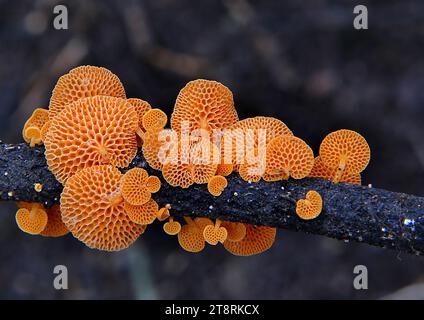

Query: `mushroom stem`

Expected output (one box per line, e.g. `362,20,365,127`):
136,127,145,141
334,156,347,183
110,194,124,206
98,145,110,163
30,137,36,148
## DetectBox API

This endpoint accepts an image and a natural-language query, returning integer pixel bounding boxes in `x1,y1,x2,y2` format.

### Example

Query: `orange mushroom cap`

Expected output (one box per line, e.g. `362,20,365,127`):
163,218,181,236
177,217,206,253
40,204,69,237
45,96,138,184
142,129,176,171
171,79,238,133
216,163,234,176
15,206,48,235
124,198,159,225
194,217,214,231
223,224,276,256
207,175,228,196
60,165,146,251
49,65,126,119
203,220,228,245
296,190,323,220
309,156,361,185
142,108,168,132
221,221,246,242
157,207,171,221
319,129,370,177
120,168,151,206
146,176,161,193
127,98,152,145
22,108,49,146
266,135,314,180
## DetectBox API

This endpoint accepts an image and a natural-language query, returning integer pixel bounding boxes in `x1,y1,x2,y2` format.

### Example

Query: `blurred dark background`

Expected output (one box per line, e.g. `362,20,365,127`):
0,0,424,299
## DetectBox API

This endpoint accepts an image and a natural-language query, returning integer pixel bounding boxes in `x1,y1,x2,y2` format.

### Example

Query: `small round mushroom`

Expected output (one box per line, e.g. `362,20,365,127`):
177,217,206,253
60,165,146,251
142,108,168,132
221,221,246,242
223,224,276,256
309,156,361,185
124,198,159,225
157,207,171,221
203,219,228,245
207,175,228,196
296,190,323,220
146,176,161,193
171,79,238,133
319,129,370,183
265,135,314,180
120,168,152,206
45,96,138,184
163,217,181,236
40,204,69,237
15,203,48,235
22,108,49,147
49,65,126,119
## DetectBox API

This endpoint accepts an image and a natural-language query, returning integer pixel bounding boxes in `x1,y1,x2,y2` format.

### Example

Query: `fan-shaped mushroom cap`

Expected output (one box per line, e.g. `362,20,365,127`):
163,218,181,235
216,164,233,176
194,217,214,231
207,175,228,196
162,139,218,188
309,156,361,185
120,168,151,206
203,220,228,245
127,98,152,145
124,198,159,225
296,190,323,220
177,218,206,253
61,165,146,251
49,66,126,119
171,79,238,133
157,207,170,221
319,129,370,177
23,108,49,147
45,96,138,184
266,135,314,180
40,204,69,237
15,207,48,235
146,176,161,193
223,224,276,256
221,221,246,242
142,109,168,132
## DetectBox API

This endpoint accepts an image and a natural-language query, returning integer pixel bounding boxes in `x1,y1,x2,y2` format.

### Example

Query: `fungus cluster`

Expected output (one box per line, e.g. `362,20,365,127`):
16,66,372,256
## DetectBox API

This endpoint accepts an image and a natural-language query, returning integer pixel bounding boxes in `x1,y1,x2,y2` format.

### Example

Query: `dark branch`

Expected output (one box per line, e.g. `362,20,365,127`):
1,142,423,255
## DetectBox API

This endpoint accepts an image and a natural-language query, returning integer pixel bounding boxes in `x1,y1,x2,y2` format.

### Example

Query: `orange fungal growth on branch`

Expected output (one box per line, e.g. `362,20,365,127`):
265,135,314,180
309,156,361,185
296,190,323,220
157,207,171,221
44,96,138,184
40,205,69,237
319,129,370,183
127,98,151,144
177,217,206,253
15,203,48,235
23,108,49,147
221,221,246,242
49,65,126,119
171,79,238,133
124,198,159,225
207,175,228,196
163,217,181,236
146,176,161,193
223,224,276,256
142,108,168,132
60,165,146,251
120,168,151,206
203,219,228,245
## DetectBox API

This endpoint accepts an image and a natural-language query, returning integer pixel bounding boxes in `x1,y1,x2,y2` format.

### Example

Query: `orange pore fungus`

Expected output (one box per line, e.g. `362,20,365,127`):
177,217,206,253
265,135,314,180
309,156,361,185
162,139,218,188
120,168,152,206
127,98,151,144
203,219,228,245
296,190,323,220
124,198,159,225
60,165,146,251
319,129,370,183
163,217,181,236
146,176,161,193
221,221,246,242
142,129,176,171
45,95,138,184
142,108,168,132
207,175,228,196
15,203,48,235
223,224,276,256
216,163,234,176
22,108,49,147
49,65,126,119
40,204,69,237
194,217,214,231
171,79,238,133
157,207,170,221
